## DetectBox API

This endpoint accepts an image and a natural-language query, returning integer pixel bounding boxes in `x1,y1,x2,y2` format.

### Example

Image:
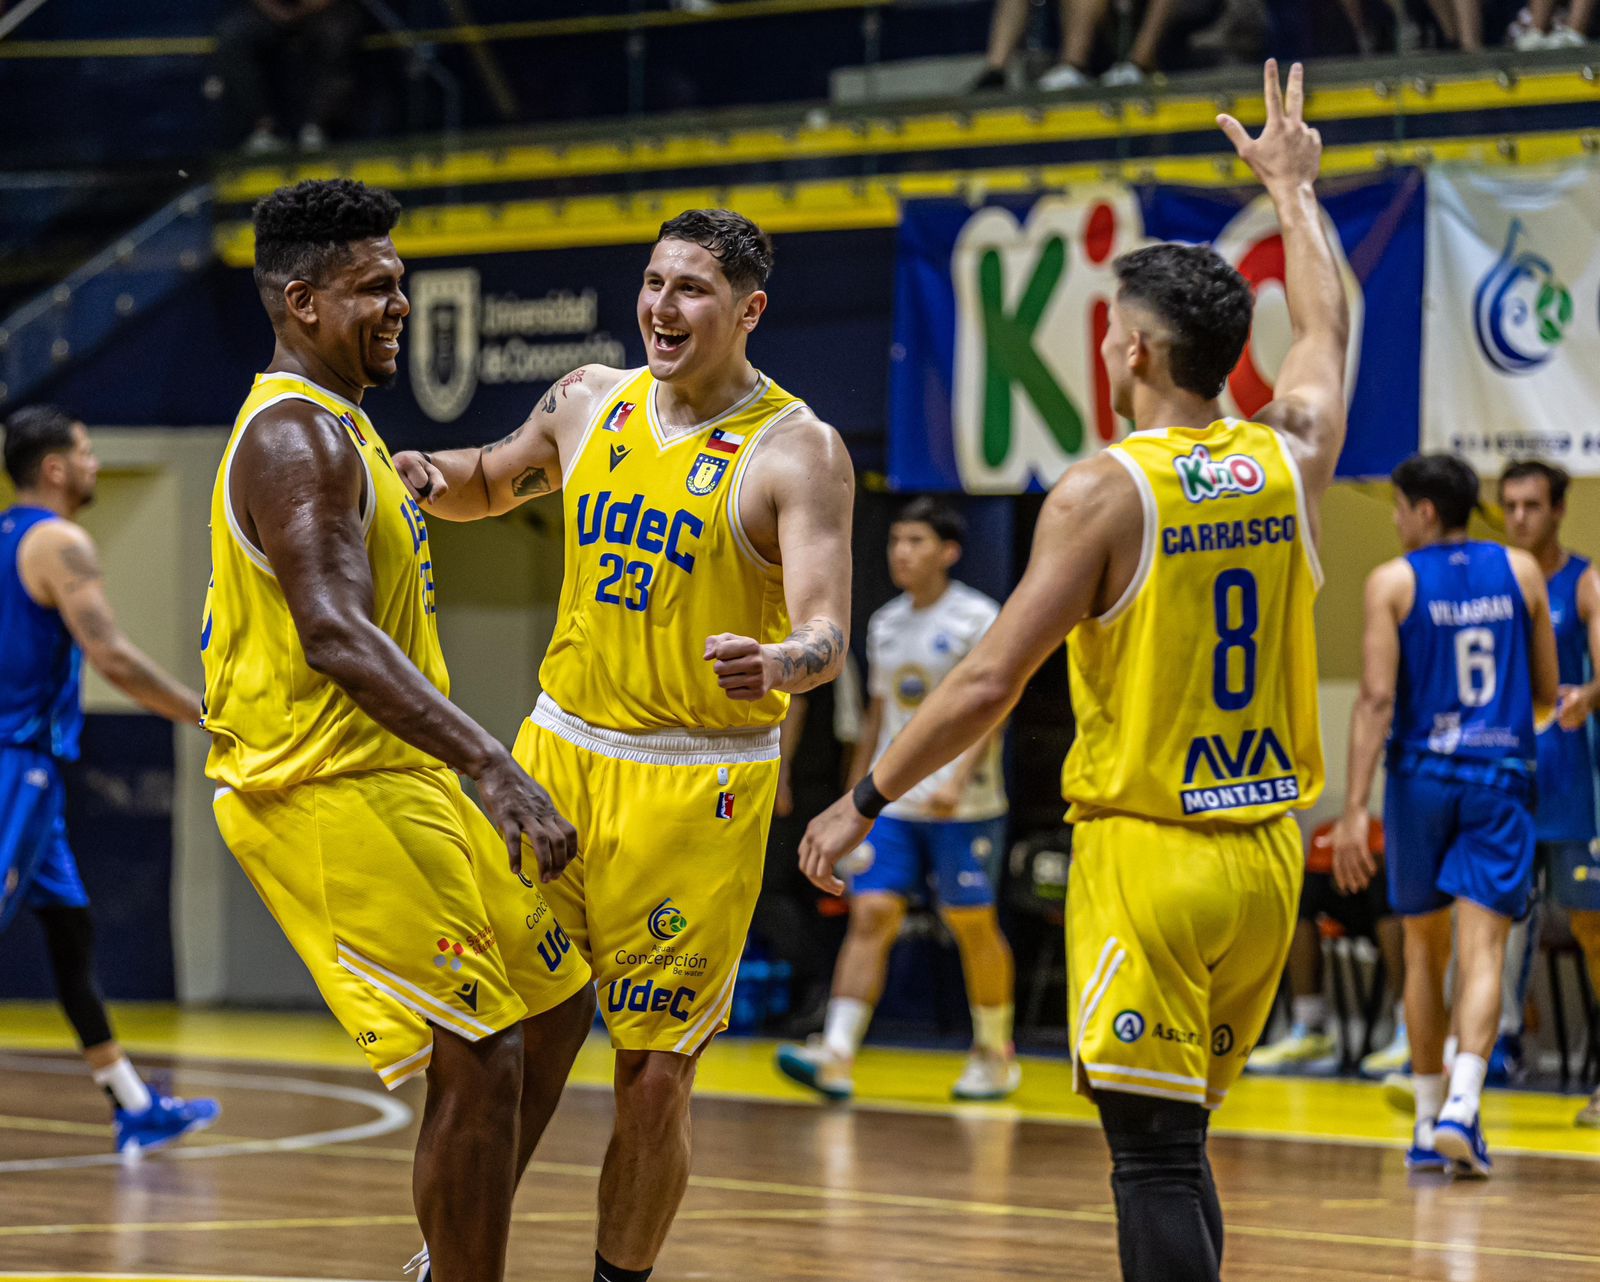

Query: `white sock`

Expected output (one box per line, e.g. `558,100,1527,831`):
1441,1052,1488,1123
822,997,872,1060
92,1056,152,1114
971,1004,1013,1055
1443,1034,1459,1071
1414,1071,1445,1127
1291,994,1329,1032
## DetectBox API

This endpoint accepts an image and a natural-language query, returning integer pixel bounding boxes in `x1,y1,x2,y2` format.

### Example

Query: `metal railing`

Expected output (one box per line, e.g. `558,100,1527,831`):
0,186,214,412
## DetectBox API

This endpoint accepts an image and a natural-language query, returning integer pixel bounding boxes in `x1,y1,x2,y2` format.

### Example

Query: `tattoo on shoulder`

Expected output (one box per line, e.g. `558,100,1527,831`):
558,368,587,398
778,620,844,682
540,387,558,415
511,467,551,497
58,542,103,592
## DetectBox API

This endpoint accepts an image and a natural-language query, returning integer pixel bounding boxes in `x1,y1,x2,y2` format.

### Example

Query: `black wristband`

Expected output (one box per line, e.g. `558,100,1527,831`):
851,772,890,820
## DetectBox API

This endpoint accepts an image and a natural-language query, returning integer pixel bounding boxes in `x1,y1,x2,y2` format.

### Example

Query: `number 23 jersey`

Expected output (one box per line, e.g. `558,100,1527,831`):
538,368,802,734
1061,419,1324,825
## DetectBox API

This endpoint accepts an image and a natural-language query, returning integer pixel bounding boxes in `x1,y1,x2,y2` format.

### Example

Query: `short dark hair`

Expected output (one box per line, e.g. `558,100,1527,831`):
1392,453,1480,532
1113,243,1254,399
1499,458,1570,507
3,404,79,487
252,179,402,310
893,496,967,547
655,209,774,295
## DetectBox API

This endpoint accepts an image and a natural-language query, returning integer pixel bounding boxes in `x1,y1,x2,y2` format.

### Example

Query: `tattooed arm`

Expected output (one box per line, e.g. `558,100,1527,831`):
18,522,203,725
393,364,622,521
704,408,854,700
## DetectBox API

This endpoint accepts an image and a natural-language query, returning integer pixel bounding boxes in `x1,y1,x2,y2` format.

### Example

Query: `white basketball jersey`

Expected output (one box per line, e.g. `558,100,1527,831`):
867,580,1007,821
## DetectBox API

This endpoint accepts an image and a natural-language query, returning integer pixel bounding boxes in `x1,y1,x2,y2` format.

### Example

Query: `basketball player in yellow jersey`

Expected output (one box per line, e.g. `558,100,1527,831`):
396,209,854,1282
802,63,1346,1282
205,179,594,1282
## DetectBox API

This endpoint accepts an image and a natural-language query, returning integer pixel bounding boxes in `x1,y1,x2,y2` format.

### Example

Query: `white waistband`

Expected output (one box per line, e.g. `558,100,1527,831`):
530,693,780,766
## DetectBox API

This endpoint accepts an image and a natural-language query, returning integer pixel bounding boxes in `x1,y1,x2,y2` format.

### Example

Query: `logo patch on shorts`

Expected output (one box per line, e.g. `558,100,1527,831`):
715,791,735,820
648,898,689,941
1211,1024,1235,1056
1113,1010,1146,1043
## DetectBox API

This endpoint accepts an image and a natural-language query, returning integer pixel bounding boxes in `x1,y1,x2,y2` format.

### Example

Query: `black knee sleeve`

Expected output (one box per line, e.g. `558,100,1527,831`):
35,907,113,1050
1098,1092,1221,1282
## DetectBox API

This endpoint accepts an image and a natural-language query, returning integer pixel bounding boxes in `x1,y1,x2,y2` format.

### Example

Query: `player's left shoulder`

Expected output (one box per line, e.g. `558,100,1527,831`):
747,402,853,495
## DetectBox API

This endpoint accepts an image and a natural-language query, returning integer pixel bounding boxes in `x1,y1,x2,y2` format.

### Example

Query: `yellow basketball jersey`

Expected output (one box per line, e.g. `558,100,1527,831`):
202,373,449,790
538,367,801,733
1060,419,1324,825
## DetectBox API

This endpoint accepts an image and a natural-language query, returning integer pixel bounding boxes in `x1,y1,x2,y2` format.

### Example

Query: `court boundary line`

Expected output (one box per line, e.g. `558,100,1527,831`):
0,1057,410,1176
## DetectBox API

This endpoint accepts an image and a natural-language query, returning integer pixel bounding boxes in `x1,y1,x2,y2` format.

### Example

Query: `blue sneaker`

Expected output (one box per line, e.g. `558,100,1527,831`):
1405,1121,1448,1172
1433,1111,1493,1178
1486,1033,1524,1087
114,1088,220,1155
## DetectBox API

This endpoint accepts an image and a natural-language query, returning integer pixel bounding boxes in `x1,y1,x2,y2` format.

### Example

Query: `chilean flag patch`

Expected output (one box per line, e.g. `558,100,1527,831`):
715,792,735,820
705,427,745,454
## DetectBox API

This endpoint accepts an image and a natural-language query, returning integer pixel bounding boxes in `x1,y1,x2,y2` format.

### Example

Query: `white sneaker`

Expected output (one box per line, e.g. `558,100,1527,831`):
1101,61,1147,88
403,1247,430,1282
1382,1071,1416,1116
1359,1033,1410,1078
1547,23,1587,47
775,1036,854,1101
1037,64,1090,92
1245,1026,1336,1072
242,126,288,156
298,123,327,153
952,1050,1021,1101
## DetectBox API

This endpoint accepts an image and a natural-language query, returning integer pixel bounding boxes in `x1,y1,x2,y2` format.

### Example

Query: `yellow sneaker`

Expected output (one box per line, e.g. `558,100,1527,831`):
1246,1027,1336,1072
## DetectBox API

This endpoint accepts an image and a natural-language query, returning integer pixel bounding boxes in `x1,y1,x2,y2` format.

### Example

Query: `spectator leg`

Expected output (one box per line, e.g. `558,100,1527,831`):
1127,0,1181,70
1061,0,1113,70
983,0,1033,72
296,3,366,135
214,5,284,139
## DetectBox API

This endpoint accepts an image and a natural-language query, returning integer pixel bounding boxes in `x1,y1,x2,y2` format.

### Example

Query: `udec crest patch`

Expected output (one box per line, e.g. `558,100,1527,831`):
686,452,729,496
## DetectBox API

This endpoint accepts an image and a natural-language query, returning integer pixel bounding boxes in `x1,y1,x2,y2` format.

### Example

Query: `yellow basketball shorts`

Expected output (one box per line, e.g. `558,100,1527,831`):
214,765,592,1089
1066,812,1302,1109
512,694,780,1055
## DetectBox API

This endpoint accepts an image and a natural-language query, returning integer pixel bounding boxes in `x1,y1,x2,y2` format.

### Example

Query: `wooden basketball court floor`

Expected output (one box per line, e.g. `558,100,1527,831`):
2,1004,1598,1282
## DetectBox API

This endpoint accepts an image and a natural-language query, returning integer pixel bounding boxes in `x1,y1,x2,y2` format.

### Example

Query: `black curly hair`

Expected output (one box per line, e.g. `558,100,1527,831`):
655,209,773,295
1113,243,1254,400
252,179,402,314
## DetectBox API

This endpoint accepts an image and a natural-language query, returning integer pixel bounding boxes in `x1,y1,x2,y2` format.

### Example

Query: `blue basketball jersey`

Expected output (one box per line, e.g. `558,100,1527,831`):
0,507,83,761
1389,540,1535,792
1536,553,1596,841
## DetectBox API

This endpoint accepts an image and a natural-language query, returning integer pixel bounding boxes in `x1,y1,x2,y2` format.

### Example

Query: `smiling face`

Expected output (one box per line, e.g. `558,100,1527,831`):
637,238,765,383
289,235,410,391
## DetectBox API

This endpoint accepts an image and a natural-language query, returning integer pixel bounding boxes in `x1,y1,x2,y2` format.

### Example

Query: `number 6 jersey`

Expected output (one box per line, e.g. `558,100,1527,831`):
1388,539,1535,787
1060,419,1325,826
538,368,803,734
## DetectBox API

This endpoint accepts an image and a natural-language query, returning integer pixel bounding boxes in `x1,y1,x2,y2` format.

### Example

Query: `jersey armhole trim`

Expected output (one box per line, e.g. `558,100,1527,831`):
726,400,806,573
567,368,641,478
1271,431,1325,591
224,393,377,578
1097,449,1157,625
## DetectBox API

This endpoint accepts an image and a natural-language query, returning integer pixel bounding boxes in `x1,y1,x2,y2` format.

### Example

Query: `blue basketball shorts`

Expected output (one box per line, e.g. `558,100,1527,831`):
848,814,1006,909
0,746,88,934
1383,770,1534,920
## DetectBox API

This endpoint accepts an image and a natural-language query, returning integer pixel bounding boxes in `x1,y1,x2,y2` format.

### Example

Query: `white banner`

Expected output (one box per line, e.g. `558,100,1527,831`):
1424,164,1600,474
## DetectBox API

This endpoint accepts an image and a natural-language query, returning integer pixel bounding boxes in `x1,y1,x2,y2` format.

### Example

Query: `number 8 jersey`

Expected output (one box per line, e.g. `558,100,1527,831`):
1061,419,1325,826
1388,540,1535,785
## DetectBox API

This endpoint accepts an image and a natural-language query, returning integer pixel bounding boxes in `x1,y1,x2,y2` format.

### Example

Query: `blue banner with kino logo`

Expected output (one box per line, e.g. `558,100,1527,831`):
887,172,1425,493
